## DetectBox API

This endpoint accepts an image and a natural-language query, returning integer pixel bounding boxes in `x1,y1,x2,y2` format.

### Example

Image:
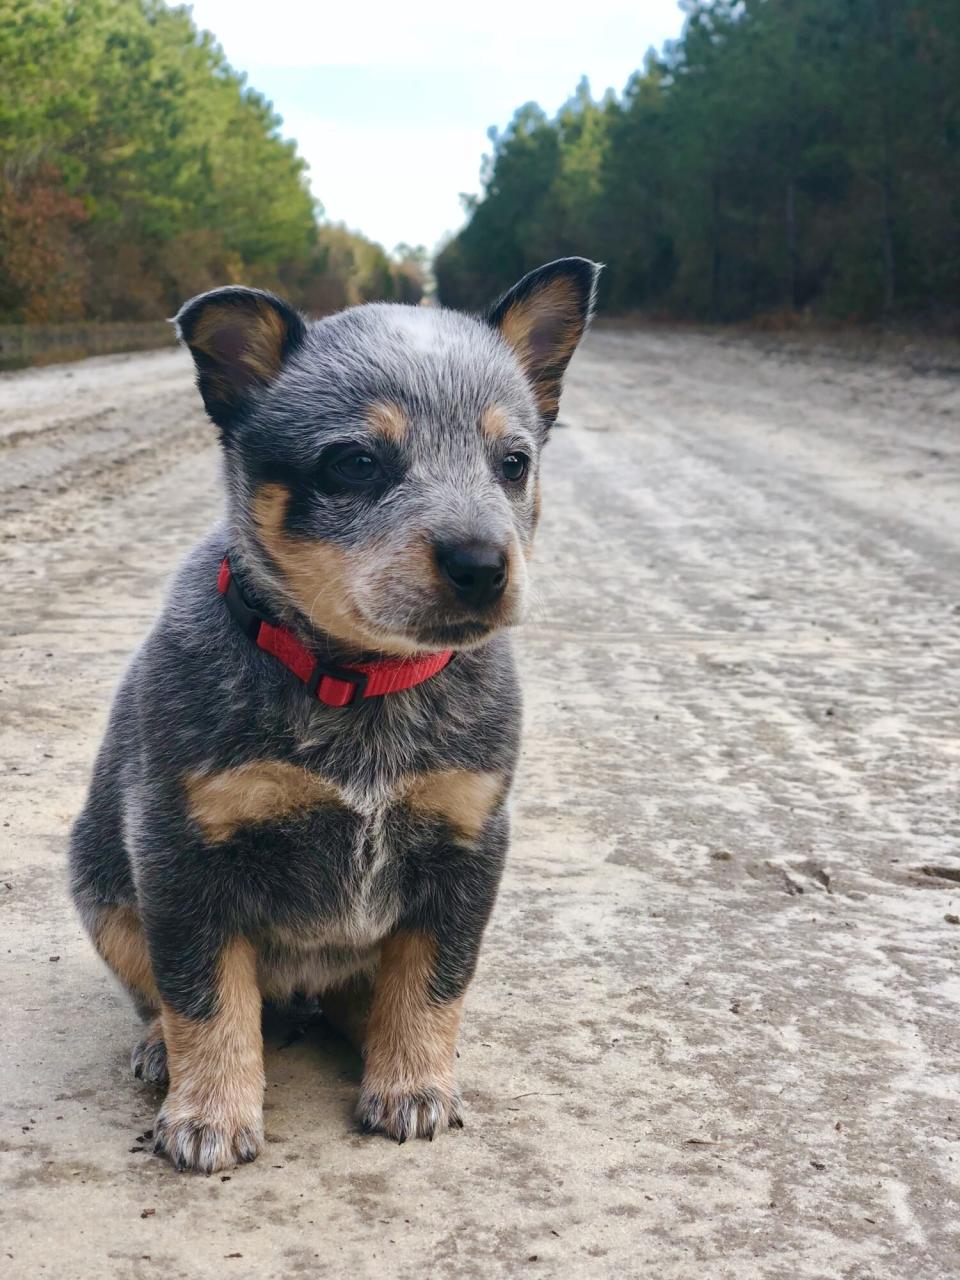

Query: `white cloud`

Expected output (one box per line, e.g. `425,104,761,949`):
284,113,487,252
182,0,686,249
187,0,683,77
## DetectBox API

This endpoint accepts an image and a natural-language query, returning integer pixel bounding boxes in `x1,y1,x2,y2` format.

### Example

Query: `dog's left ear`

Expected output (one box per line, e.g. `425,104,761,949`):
175,286,306,434
487,257,601,423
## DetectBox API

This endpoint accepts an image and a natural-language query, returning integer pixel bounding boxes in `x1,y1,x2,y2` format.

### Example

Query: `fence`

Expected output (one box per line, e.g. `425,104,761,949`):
0,321,176,370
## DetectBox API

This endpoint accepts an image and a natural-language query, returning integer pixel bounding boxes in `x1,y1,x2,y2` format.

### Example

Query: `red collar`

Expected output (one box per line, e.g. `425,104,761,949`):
217,558,453,708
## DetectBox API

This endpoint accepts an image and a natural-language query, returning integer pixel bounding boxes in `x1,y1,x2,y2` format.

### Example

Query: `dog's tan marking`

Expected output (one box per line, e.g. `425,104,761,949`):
94,905,159,1008
366,400,408,444
363,931,463,1096
185,760,343,843
402,769,504,840
190,298,287,385
252,483,381,650
377,531,448,595
531,477,542,535
157,937,264,1172
498,276,581,364
481,403,511,440
495,276,585,417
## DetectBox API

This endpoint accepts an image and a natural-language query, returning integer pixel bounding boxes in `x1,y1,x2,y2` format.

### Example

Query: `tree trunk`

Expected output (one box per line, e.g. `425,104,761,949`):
786,178,799,309
785,1,800,311
877,0,897,316
710,177,722,320
880,166,896,315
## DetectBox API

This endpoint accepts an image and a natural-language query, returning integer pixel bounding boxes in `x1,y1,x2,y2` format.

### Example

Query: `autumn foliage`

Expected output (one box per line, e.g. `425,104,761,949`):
0,0,423,324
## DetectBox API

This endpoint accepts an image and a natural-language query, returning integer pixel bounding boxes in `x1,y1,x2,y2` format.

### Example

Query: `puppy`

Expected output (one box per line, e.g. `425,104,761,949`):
69,257,599,1173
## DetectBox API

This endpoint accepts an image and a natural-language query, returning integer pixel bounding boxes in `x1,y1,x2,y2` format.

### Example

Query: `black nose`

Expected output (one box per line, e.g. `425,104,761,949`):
435,541,508,609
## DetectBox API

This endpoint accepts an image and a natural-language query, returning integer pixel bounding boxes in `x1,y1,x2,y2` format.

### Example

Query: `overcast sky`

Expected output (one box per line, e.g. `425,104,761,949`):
183,1,687,254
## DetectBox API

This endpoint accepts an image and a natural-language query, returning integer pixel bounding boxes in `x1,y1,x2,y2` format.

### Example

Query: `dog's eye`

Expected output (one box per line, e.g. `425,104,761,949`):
329,451,381,486
501,452,529,483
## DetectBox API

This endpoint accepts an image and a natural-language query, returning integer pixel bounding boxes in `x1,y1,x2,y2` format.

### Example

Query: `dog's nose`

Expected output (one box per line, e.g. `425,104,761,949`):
435,542,508,609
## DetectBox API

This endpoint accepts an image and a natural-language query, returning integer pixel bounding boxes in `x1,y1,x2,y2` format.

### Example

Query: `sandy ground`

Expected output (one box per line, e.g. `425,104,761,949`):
1,331,959,1279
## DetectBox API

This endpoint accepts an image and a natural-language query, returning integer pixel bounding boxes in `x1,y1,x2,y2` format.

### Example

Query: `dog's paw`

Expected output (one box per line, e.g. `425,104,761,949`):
356,1084,463,1143
131,1020,168,1085
153,1096,264,1174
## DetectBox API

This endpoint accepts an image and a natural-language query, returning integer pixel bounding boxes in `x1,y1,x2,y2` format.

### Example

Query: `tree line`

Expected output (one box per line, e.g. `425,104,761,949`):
0,0,424,324
436,0,960,324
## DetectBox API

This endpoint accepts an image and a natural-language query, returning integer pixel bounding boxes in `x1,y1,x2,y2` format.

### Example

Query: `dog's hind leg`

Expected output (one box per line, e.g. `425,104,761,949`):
71,748,160,1028
89,903,171,1082
92,903,160,1017
131,1016,169,1085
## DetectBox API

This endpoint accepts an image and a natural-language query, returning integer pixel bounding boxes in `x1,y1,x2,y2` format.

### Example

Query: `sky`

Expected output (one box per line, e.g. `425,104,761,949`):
183,1,688,255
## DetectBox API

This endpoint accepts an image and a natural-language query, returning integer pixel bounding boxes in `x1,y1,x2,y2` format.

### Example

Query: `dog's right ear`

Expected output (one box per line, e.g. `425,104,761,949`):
174,286,306,433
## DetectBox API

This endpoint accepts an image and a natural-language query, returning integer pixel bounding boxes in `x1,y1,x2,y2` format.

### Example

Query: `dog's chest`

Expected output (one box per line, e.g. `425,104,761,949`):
201,703,502,990
253,775,418,999
280,768,410,921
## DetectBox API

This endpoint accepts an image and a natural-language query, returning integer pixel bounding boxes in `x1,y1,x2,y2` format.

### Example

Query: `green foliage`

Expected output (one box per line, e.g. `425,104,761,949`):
436,0,960,323
0,0,423,321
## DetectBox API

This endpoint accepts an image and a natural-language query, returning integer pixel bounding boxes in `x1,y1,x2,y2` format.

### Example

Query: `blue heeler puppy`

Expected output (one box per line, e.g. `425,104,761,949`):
69,258,600,1173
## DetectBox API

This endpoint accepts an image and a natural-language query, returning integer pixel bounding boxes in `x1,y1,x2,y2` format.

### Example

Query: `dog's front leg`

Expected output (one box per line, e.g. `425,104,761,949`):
152,933,265,1173
357,822,506,1143
357,929,466,1142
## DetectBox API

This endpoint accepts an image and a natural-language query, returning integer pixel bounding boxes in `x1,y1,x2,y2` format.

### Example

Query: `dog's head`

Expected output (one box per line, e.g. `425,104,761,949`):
176,258,600,656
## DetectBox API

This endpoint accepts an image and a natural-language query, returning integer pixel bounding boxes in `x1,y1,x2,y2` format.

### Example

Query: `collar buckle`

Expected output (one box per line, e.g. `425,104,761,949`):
220,564,261,640
305,659,370,707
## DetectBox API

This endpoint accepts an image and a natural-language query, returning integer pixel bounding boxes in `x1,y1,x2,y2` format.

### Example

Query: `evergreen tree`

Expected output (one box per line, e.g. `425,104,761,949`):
436,0,960,323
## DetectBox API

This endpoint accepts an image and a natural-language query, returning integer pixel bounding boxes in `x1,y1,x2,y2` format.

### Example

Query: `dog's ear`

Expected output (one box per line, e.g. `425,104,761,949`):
174,286,306,432
487,258,601,423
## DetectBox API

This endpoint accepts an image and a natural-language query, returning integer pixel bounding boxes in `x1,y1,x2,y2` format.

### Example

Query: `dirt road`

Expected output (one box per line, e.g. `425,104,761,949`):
2,331,959,1279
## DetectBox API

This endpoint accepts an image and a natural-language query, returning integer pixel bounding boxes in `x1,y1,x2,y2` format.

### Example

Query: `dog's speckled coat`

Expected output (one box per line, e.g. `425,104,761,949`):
68,259,599,1172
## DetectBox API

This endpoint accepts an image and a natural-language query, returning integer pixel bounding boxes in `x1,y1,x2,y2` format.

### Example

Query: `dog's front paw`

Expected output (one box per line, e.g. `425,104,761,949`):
356,1083,463,1143
131,1018,168,1085
154,1093,264,1173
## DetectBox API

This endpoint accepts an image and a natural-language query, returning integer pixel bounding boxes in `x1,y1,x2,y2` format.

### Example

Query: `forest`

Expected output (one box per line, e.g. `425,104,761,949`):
4,1,959,329
0,0,424,324
436,0,960,324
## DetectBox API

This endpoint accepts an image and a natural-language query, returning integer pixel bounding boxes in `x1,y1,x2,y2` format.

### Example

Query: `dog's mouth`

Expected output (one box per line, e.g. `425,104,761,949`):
413,618,499,648
333,534,529,656
345,563,527,655
348,597,518,656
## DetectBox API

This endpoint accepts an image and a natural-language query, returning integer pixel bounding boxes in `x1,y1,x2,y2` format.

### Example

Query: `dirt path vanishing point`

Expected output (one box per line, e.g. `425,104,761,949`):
1,332,959,1279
